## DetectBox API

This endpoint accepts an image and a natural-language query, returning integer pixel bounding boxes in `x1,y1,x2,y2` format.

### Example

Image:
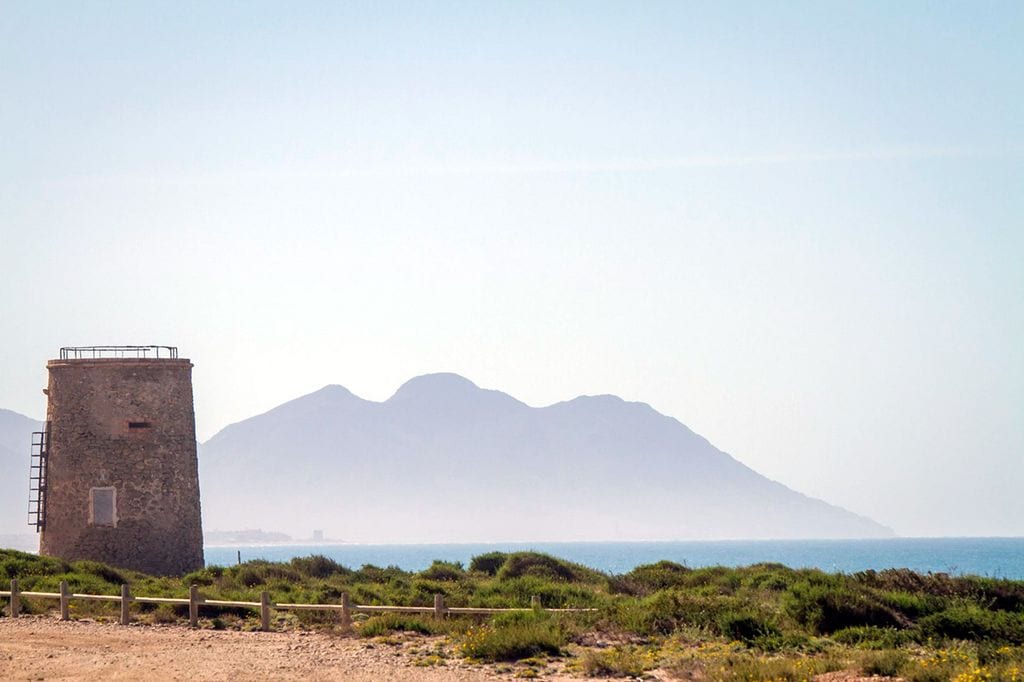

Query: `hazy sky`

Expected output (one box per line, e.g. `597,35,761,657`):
1,2,1021,537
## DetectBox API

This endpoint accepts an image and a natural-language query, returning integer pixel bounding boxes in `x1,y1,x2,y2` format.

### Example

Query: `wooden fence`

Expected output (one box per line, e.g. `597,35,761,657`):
1,579,595,632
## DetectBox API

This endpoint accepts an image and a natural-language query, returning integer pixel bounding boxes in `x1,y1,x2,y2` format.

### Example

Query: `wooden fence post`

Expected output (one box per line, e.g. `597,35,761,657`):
434,593,446,621
9,579,19,617
341,592,352,625
530,595,541,610
59,580,69,620
189,584,199,627
260,591,271,632
9,577,18,614
120,584,131,625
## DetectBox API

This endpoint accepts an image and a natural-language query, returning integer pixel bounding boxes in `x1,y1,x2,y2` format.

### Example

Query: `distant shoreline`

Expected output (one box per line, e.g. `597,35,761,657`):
7,536,1024,579
202,537,1024,579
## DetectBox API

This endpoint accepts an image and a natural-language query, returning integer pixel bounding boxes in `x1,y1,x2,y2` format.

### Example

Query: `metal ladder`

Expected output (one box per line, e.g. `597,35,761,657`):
28,424,50,531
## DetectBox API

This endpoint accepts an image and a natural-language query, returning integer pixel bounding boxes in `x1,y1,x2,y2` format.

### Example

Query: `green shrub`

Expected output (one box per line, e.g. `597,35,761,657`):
580,646,656,677
618,561,692,594
696,652,843,681
351,584,389,606
183,567,220,587
496,553,604,584
233,567,263,587
470,574,600,609
719,612,782,645
412,578,463,605
900,647,977,682
905,667,952,682
860,649,908,677
359,613,441,637
878,589,943,620
972,578,1024,612
290,555,350,579
353,564,409,584
743,564,797,592
419,561,465,582
30,573,119,596
469,552,509,576
682,566,744,595
623,591,685,635
855,568,968,601
831,625,908,649
607,589,741,636
230,561,301,587
293,609,347,628
151,604,182,624
459,616,564,662
786,583,906,634
0,550,71,581
917,606,1024,644
69,560,126,585
308,585,343,603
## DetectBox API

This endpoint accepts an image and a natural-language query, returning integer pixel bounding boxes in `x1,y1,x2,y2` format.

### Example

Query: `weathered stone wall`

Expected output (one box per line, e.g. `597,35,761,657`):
39,358,204,575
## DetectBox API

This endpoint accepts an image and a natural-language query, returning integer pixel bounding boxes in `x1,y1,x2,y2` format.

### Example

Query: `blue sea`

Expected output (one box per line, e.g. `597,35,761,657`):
204,538,1024,579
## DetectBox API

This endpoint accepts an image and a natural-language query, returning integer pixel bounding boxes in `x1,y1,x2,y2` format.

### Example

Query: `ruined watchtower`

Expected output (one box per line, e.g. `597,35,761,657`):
32,346,204,575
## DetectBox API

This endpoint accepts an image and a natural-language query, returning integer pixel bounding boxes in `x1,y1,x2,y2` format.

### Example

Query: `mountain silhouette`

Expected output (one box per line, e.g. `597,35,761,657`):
199,374,892,542
0,408,44,538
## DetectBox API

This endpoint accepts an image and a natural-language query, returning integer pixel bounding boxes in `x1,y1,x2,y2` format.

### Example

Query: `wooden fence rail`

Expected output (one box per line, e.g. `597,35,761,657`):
1,579,595,631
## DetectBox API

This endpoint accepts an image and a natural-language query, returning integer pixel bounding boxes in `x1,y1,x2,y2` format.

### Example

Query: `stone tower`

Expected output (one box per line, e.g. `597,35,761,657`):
36,346,204,575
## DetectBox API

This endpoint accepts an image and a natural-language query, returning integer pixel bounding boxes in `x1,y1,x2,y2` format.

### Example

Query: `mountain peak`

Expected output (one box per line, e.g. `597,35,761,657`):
388,373,481,401
312,384,359,400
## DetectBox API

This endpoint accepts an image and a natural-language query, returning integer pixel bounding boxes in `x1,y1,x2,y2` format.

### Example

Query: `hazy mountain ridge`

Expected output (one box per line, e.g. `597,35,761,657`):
0,408,44,537
0,377,891,543
200,374,892,542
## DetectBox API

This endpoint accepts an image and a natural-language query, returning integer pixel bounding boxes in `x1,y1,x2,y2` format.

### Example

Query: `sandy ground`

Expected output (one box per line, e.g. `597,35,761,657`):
0,616,602,681
0,617,892,682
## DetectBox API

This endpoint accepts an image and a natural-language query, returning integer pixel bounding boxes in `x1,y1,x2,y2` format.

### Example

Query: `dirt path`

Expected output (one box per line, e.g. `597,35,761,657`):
0,617,894,681
0,616,570,681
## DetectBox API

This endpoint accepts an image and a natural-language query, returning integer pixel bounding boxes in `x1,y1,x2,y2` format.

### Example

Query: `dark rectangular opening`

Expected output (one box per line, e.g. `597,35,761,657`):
128,421,151,429
90,487,117,526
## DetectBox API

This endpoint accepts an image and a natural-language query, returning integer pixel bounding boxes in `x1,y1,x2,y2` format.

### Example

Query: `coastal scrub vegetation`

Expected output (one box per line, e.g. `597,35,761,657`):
4,548,1024,678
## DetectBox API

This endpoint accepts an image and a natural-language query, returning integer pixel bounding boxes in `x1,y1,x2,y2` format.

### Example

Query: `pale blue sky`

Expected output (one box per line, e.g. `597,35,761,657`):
1,1,1021,536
